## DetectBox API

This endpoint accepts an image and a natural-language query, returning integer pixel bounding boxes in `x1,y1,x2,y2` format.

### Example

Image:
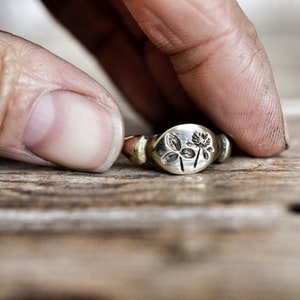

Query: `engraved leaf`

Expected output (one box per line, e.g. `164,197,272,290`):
207,147,213,152
203,150,209,160
161,152,179,164
180,148,196,159
165,133,181,151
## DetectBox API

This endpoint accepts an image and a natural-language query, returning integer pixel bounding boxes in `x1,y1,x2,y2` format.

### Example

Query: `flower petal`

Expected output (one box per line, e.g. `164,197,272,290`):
204,138,211,147
192,131,201,145
202,133,208,140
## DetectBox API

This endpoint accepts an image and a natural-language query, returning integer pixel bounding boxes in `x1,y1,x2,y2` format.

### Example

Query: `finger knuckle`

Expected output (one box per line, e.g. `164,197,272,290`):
0,35,25,145
0,44,17,125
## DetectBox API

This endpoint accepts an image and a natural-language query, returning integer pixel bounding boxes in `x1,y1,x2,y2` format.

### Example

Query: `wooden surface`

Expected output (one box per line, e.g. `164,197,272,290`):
1,115,300,299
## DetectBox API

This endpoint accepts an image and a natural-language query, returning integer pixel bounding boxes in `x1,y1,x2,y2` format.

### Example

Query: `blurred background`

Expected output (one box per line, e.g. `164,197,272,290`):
0,0,299,126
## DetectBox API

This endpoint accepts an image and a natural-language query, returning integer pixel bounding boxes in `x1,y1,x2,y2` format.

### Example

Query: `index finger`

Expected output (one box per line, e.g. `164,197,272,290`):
123,0,289,157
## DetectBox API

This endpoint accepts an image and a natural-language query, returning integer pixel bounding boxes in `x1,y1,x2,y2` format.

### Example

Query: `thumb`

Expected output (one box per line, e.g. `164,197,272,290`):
0,32,124,172
123,0,288,157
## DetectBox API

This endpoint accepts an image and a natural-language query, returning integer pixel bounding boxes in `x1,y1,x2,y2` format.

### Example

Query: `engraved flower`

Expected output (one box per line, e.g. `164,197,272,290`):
161,133,195,172
187,130,214,167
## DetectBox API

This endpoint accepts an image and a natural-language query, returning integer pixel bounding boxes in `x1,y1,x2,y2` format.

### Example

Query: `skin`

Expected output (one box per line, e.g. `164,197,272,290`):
0,0,288,172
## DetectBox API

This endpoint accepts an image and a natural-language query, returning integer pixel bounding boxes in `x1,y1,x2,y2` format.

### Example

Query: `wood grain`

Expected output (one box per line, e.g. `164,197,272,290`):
1,118,300,299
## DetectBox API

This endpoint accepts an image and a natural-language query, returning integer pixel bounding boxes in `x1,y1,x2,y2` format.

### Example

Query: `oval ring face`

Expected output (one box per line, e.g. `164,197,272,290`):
151,124,219,175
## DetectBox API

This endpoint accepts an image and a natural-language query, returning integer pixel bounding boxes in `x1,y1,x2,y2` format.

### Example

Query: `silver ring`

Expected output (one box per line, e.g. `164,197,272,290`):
122,123,232,175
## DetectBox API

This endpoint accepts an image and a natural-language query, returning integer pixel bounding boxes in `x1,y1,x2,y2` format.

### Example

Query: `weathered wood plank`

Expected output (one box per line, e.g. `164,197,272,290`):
1,226,300,300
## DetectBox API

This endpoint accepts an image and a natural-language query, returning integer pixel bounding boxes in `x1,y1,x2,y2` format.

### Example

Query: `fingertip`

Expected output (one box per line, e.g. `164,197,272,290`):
24,90,124,172
229,106,288,158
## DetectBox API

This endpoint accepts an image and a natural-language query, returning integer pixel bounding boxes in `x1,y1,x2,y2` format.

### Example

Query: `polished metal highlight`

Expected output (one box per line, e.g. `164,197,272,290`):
122,124,232,175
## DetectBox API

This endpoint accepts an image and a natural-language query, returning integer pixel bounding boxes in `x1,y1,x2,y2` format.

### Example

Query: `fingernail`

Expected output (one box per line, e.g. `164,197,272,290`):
24,90,124,171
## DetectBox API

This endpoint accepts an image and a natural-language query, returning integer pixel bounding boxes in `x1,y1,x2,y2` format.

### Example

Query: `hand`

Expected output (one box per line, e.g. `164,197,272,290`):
0,0,288,172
